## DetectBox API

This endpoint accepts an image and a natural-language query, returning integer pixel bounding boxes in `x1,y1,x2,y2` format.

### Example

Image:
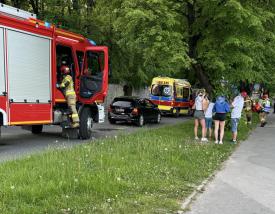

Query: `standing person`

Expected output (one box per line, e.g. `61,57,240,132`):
58,65,80,128
244,95,253,125
231,92,247,144
193,89,207,142
259,94,271,127
213,96,230,144
205,98,215,140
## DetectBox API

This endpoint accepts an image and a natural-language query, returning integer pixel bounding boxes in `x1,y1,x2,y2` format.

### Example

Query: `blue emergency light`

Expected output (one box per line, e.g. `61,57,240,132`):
89,39,96,45
44,22,51,28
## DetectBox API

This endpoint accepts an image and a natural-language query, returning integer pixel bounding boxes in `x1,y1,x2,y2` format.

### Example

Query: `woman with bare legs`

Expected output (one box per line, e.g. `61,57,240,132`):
212,96,230,144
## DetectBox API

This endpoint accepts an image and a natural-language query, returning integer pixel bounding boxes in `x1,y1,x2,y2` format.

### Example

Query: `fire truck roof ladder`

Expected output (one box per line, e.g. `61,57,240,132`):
0,3,36,20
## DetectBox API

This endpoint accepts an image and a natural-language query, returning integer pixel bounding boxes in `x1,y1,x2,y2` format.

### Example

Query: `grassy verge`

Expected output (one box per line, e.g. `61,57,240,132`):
0,115,258,213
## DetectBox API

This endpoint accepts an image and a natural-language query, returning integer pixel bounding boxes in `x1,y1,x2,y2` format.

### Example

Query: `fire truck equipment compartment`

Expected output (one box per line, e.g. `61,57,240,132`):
7,29,51,103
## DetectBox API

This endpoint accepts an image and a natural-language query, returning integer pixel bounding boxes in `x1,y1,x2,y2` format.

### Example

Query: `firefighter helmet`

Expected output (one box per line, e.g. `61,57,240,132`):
60,65,70,75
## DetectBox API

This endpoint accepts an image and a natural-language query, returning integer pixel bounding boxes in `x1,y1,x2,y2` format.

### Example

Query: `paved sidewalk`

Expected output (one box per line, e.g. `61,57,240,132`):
185,114,275,214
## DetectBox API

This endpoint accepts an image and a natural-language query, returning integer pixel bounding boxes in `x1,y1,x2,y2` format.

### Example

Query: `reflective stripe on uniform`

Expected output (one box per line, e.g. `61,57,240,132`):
72,114,79,118
66,91,76,96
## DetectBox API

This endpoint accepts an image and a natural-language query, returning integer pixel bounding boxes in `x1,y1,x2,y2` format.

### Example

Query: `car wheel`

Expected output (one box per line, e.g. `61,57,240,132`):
137,114,144,127
155,113,161,123
31,125,43,134
109,119,116,124
79,107,93,139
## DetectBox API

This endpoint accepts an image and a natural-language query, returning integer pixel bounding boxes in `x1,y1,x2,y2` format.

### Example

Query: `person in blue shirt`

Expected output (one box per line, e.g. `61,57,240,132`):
212,96,230,144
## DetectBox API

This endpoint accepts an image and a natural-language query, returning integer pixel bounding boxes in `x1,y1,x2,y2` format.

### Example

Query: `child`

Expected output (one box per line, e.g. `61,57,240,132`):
205,98,215,140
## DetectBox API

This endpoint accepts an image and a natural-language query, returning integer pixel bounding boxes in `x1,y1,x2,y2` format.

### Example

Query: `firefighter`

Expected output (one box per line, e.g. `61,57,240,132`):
259,94,271,127
244,95,253,125
58,65,80,128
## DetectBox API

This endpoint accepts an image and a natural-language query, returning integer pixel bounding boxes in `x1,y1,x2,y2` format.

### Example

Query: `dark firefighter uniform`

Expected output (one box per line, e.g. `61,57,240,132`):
60,66,80,128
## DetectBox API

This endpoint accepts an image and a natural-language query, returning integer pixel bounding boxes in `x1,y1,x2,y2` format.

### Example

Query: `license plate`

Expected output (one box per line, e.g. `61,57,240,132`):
115,108,124,113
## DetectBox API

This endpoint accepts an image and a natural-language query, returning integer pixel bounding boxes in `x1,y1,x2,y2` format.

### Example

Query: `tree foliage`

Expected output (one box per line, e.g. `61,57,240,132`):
2,0,275,94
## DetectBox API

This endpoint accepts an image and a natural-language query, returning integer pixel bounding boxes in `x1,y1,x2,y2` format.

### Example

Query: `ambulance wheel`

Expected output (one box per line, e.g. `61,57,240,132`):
79,107,93,139
31,125,43,134
188,108,194,116
173,108,180,118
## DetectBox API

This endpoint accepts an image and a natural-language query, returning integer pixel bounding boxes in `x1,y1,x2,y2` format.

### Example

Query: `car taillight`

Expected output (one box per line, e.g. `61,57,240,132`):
131,108,139,115
108,106,112,112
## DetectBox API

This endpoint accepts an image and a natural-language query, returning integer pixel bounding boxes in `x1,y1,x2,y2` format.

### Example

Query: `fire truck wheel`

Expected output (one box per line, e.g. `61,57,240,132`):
109,119,116,124
31,125,43,134
79,107,93,139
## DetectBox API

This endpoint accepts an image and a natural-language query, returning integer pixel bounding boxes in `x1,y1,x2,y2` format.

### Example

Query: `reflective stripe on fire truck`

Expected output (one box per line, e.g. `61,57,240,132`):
9,120,51,125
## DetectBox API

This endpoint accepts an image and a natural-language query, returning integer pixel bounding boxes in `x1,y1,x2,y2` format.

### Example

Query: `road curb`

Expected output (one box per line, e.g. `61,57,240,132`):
177,172,216,213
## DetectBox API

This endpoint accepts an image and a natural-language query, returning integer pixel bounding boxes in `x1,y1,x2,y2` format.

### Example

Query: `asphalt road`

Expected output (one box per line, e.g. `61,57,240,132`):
0,116,190,162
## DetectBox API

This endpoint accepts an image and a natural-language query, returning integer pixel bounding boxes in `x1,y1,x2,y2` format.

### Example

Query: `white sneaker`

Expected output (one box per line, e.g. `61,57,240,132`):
195,137,199,140
214,140,219,144
219,141,223,145
201,138,208,143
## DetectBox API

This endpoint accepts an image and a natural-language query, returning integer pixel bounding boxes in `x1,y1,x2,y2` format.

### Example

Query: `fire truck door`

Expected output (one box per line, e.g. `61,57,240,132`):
80,46,108,99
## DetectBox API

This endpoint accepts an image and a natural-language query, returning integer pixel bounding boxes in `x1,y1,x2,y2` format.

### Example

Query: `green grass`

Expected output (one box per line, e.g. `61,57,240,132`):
0,115,258,214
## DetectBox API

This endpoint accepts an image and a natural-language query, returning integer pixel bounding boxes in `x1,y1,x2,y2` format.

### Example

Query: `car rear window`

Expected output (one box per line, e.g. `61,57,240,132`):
112,100,133,108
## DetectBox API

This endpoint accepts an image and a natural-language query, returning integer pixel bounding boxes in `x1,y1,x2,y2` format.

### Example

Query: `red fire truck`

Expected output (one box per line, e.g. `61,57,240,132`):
0,4,108,139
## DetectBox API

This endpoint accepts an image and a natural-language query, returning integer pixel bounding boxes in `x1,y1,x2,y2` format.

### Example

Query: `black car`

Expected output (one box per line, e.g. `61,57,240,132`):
108,96,161,126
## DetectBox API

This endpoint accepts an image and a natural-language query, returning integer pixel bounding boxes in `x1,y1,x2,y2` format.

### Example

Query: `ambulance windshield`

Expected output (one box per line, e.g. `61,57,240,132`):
151,84,172,97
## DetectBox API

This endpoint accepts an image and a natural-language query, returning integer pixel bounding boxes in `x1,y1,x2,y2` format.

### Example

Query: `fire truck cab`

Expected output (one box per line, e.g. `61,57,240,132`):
0,4,109,139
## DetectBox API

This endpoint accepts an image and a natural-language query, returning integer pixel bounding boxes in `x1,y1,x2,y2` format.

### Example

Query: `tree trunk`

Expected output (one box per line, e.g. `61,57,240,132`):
29,0,39,15
86,0,96,34
12,0,21,8
186,1,213,96
192,64,213,96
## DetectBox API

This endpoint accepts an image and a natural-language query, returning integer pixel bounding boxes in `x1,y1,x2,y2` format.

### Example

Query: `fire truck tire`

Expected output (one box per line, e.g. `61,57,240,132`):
31,125,43,134
79,107,93,139
109,119,116,124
